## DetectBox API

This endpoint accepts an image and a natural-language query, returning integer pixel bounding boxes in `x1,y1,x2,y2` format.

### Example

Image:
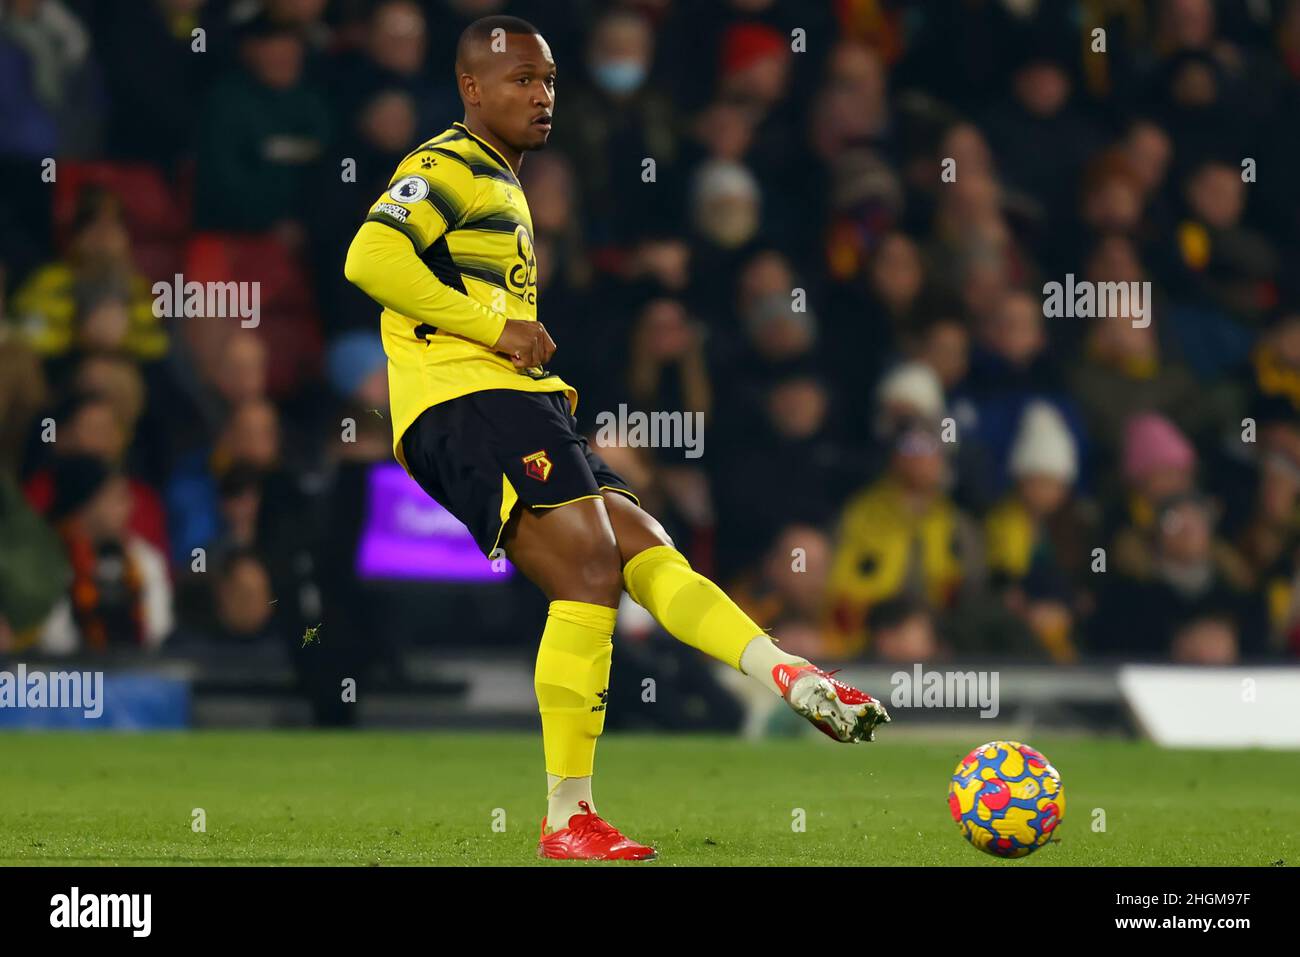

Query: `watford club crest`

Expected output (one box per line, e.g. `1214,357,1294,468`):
522,450,553,482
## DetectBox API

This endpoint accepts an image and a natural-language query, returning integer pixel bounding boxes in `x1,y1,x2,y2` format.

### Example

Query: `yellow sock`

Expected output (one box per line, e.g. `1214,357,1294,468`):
534,600,617,780
622,545,759,671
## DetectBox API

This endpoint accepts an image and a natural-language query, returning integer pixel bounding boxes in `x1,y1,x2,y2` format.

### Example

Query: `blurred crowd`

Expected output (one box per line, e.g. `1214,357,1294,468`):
2,0,1300,679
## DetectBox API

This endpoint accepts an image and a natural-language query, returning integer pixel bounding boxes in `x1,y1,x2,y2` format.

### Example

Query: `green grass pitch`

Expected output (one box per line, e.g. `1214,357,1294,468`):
1,732,1295,866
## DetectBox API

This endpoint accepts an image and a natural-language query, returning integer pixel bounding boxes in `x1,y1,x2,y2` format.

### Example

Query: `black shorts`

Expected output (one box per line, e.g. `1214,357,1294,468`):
401,389,638,557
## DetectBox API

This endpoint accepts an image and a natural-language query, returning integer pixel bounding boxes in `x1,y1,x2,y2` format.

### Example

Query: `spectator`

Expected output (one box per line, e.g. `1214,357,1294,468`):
38,454,172,653
549,7,678,245
260,0,331,53
981,29,1103,246
689,158,761,254
327,1,443,141
873,360,945,449
193,11,331,236
9,187,168,361
984,401,1091,661
682,160,765,324
625,297,711,433
867,598,941,664
1146,28,1253,163
0,298,49,475
99,0,217,169
714,367,859,577
905,313,970,397
871,356,1003,511
826,419,979,657
825,231,924,393
1236,427,1300,569
165,397,282,565
520,150,594,296
1214,397,1300,648
309,84,419,334
730,523,835,662
955,288,1086,498
0,21,58,160
1067,311,1204,467
688,97,756,165
0,470,70,651
1090,492,1266,662
211,548,277,642
1078,149,1146,241
22,390,170,560
717,21,791,113
1245,306,1300,416
1166,158,1279,329
716,250,818,421
1120,118,1175,237
1107,412,1199,579
0,0,98,155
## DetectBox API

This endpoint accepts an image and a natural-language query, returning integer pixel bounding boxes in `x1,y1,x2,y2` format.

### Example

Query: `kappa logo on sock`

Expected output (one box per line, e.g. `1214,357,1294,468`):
591,688,608,713
522,449,553,482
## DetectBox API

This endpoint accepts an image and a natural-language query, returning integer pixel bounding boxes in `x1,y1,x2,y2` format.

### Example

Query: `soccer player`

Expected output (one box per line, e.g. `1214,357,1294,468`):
344,15,890,861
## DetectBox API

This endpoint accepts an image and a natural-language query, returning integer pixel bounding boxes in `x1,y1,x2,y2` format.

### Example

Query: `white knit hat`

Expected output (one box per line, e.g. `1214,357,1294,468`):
876,361,945,420
1009,400,1077,482
692,159,760,204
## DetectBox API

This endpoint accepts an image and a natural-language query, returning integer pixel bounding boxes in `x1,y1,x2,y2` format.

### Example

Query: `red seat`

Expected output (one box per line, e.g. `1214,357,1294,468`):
183,233,323,397
133,241,185,287
53,161,189,282
53,161,187,245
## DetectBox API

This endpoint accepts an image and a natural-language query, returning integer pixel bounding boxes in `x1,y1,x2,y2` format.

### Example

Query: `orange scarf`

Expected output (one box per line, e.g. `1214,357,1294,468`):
59,525,145,650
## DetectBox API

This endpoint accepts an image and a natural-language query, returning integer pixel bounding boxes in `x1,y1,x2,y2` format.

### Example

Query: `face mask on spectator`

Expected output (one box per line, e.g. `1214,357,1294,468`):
593,59,647,95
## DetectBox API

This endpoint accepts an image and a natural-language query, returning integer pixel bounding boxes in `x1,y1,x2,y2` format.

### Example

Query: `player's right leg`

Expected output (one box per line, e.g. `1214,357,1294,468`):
399,390,653,861
502,499,655,861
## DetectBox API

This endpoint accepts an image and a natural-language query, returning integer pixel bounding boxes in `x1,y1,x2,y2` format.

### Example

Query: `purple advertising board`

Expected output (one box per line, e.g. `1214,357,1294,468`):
355,463,511,582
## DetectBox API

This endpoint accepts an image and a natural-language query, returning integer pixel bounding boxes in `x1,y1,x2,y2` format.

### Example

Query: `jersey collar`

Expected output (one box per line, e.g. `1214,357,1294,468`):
453,122,520,183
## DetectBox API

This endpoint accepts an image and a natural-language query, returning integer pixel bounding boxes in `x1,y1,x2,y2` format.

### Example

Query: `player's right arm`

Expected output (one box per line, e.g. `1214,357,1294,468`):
344,150,510,347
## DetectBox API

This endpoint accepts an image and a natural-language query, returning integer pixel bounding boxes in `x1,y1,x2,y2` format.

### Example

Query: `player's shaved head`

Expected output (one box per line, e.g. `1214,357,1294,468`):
454,14,541,79
453,14,556,161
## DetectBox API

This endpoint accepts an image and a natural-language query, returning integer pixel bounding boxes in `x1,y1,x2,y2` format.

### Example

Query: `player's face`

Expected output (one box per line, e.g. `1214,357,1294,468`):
483,34,556,151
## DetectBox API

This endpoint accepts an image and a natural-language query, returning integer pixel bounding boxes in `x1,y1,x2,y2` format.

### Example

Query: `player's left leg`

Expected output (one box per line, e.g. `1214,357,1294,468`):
600,491,891,742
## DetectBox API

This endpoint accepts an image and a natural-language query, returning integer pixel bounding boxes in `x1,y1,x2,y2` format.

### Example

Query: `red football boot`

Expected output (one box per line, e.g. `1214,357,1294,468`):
773,662,891,743
537,802,657,861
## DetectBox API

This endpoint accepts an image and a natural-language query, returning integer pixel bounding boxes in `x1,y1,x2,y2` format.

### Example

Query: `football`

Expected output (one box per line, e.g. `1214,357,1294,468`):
948,740,1065,858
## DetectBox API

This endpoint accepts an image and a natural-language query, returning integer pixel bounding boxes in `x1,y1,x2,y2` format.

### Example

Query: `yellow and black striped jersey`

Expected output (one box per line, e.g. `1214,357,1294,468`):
352,121,575,470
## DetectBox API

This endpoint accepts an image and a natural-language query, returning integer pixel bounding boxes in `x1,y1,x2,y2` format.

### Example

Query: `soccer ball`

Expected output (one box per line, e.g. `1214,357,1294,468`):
947,740,1064,858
